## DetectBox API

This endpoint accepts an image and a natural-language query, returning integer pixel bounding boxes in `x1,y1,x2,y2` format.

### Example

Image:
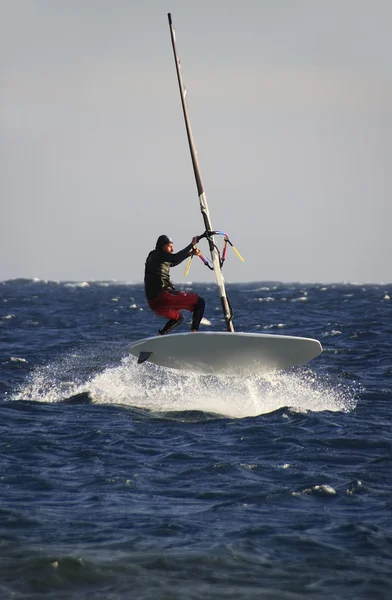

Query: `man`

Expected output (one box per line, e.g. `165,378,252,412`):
144,234,205,335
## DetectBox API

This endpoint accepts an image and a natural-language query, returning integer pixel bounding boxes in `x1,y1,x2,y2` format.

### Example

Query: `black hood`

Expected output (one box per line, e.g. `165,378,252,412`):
155,235,173,250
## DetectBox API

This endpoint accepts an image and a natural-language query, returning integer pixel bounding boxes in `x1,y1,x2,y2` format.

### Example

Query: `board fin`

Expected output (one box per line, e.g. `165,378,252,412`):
138,351,152,364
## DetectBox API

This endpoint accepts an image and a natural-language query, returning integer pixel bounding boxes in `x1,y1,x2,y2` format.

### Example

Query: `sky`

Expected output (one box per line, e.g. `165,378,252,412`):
1,0,391,284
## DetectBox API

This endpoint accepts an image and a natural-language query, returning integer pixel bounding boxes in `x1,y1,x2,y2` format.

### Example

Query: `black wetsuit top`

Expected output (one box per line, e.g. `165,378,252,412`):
144,243,193,301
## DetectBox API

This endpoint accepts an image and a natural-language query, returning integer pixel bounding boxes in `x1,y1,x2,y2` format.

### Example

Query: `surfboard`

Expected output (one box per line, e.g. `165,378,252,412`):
130,332,322,376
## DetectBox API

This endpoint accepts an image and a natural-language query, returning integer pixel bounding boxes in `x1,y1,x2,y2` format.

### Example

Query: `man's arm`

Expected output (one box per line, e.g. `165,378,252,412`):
168,243,194,266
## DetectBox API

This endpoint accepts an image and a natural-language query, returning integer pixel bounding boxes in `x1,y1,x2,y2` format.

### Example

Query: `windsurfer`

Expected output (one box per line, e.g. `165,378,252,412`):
144,235,205,335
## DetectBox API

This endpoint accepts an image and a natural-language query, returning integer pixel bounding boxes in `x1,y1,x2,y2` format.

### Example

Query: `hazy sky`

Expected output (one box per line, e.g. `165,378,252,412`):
1,0,391,283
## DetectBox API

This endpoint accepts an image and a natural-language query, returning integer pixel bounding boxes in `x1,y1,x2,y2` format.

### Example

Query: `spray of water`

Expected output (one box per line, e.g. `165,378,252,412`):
12,347,358,418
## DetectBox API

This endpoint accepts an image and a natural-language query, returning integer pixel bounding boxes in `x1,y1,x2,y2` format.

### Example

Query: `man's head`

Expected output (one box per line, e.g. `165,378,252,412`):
156,235,174,253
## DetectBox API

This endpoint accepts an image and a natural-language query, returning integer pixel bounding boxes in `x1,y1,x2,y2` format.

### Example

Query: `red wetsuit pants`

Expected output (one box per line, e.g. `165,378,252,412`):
148,290,199,321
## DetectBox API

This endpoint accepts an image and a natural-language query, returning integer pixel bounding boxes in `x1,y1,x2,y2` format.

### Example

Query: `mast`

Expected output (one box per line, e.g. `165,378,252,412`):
167,13,234,332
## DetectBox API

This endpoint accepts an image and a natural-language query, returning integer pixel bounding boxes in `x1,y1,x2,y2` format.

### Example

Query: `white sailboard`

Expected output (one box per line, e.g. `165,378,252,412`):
131,14,323,376
130,332,322,376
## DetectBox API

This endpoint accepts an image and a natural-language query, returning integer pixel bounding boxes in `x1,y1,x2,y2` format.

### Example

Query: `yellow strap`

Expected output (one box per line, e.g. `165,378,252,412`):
184,255,193,276
232,245,245,262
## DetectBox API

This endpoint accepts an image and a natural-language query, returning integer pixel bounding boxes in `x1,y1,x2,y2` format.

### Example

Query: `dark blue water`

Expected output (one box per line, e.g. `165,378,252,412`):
1,279,392,599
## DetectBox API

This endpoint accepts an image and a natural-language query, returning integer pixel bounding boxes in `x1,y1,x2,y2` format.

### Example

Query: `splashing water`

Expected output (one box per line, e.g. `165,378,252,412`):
12,347,358,418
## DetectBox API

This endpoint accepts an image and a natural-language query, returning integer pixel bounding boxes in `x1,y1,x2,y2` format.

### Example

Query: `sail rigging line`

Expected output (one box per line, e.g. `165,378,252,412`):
167,13,234,332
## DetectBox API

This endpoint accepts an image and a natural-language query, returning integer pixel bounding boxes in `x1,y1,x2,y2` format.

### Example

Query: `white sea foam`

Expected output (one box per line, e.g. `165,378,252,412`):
292,484,337,497
322,330,342,337
200,317,212,326
13,349,358,419
64,282,90,288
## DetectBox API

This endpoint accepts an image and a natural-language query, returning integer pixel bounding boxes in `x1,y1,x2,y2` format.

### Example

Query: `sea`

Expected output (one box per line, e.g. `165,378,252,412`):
1,278,392,599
